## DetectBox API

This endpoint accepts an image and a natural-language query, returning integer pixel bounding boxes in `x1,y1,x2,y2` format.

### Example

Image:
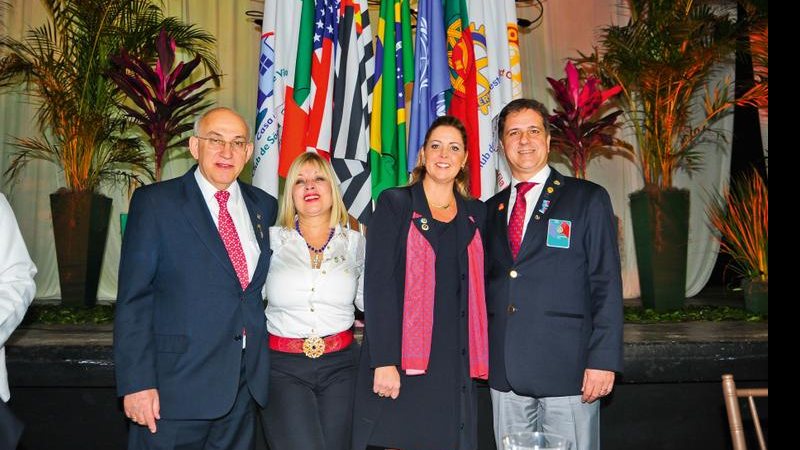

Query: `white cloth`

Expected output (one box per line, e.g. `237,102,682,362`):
265,225,365,338
507,165,552,237
194,169,260,283
0,194,37,402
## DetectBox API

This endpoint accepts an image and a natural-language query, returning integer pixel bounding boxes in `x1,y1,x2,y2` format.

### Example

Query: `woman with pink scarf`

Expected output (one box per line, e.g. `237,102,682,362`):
352,116,488,450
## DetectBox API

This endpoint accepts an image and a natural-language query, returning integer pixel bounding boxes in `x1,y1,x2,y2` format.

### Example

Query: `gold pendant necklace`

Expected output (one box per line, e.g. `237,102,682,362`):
429,200,452,209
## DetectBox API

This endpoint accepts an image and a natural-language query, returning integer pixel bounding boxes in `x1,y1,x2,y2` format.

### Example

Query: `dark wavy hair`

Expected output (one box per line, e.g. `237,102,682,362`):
409,115,471,198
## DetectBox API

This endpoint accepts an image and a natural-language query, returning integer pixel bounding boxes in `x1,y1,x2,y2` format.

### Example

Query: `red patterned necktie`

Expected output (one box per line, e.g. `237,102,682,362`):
508,182,537,260
215,190,249,289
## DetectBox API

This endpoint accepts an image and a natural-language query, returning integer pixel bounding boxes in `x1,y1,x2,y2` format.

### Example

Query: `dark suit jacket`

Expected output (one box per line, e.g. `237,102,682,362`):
352,182,486,450
114,167,277,420
485,167,623,397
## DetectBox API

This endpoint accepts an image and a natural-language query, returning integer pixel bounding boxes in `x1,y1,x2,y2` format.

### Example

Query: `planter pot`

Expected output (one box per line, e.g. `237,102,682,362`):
630,188,690,312
742,279,768,315
50,191,112,307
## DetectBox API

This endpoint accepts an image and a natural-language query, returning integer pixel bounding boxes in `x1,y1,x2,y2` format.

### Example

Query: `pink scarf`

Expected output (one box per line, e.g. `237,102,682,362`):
401,212,489,380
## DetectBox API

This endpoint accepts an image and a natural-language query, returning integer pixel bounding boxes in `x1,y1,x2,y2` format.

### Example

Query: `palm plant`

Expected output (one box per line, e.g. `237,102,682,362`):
707,170,767,283
573,0,766,311
546,61,631,179
577,0,757,189
0,0,219,192
108,29,219,182
0,0,218,306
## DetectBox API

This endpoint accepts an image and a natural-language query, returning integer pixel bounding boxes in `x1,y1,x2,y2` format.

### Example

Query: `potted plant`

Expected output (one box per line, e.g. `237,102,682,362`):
546,61,631,179
108,29,219,183
707,169,767,314
578,0,764,311
0,0,217,306
108,28,219,234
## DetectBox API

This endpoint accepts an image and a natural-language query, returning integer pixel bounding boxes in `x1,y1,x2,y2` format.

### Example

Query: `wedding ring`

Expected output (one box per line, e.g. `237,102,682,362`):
378,392,385,397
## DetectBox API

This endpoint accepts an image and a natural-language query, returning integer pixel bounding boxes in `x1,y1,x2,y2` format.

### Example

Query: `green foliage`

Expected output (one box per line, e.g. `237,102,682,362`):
624,305,766,323
577,0,764,189
22,304,115,325
0,0,219,192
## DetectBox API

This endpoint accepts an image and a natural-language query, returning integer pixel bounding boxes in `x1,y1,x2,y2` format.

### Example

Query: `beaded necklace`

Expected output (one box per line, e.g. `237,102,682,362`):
295,218,335,269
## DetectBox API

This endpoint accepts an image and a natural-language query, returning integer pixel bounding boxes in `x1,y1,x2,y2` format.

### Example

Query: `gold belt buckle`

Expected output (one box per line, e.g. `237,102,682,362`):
303,336,325,358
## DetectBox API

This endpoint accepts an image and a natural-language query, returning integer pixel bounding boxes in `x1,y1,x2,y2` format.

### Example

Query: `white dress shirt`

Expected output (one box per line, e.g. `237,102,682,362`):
0,194,37,402
265,225,365,338
507,165,552,237
194,169,260,282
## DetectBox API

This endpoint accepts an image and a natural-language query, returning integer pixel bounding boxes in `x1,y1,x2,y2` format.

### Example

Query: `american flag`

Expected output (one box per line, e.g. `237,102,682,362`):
302,0,339,157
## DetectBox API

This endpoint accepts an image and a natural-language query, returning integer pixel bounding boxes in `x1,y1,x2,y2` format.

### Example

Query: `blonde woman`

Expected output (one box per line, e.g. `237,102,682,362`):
261,152,365,450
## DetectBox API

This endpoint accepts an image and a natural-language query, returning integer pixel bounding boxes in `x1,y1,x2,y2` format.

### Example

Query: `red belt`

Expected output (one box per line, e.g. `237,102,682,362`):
268,330,354,358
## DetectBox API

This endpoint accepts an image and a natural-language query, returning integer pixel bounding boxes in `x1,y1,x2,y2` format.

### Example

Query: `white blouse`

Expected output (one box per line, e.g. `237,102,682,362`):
265,225,365,338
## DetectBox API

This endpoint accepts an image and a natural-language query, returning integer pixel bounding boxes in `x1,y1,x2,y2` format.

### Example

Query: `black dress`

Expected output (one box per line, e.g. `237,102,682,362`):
353,199,479,450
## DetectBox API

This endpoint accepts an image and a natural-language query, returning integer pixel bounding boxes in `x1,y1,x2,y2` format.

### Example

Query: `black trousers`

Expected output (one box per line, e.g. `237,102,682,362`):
128,356,256,450
260,343,359,450
0,400,24,449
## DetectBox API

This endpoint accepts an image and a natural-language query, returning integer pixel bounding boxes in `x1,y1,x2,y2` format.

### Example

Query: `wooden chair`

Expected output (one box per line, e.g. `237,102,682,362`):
722,374,768,450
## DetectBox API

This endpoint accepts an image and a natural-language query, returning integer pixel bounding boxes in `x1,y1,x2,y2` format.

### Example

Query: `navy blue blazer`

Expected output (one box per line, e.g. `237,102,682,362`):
352,183,486,450
485,167,623,397
114,167,277,419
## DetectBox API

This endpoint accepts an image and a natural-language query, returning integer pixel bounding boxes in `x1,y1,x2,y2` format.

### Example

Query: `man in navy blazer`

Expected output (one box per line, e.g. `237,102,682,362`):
114,107,277,450
485,99,623,450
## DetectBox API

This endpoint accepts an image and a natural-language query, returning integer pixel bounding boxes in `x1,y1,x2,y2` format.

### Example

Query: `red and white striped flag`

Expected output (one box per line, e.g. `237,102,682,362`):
278,0,338,172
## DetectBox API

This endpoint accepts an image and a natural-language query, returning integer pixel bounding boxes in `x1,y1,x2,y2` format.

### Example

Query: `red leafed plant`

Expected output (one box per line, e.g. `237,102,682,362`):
108,29,219,181
546,61,631,179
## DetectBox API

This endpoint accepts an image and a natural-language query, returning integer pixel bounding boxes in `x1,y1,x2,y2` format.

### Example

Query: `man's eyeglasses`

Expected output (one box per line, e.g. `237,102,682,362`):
196,136,249,153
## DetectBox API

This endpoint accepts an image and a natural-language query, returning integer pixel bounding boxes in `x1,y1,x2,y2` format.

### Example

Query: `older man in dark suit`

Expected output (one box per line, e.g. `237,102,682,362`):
114,107,277,450
485,98,623,450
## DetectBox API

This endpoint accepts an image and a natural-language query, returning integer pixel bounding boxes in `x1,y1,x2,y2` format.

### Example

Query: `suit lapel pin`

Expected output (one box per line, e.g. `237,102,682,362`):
498,203,505,211
412,212,430,231
420,218,429,231
539,199,551,215
547,186,554,194
256,223,264,239
554,180,561,186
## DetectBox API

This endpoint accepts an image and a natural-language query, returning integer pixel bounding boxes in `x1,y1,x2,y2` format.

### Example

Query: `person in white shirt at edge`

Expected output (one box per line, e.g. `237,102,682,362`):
0,194,36,401
0,193,37,447
260,152,365,450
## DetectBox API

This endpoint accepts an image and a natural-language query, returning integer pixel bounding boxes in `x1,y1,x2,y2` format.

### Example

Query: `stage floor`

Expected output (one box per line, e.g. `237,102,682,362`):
7,286,767,450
